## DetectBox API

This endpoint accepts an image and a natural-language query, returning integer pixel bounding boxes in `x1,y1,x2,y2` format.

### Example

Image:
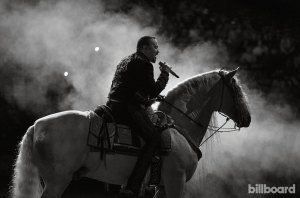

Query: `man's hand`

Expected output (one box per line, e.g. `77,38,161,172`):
159,62,180,78
159,62,171,73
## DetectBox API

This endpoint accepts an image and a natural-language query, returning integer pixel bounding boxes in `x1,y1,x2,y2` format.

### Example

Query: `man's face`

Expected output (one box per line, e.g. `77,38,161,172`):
143,39,159,63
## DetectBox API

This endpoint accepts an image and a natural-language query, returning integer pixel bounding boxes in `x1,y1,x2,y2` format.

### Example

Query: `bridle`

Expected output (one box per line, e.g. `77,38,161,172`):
157,72,240,147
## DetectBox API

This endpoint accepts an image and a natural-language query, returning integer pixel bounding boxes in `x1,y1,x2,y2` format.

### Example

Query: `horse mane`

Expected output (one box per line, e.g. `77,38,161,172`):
158,70,219,114
218,69,250,125
158,69,250,121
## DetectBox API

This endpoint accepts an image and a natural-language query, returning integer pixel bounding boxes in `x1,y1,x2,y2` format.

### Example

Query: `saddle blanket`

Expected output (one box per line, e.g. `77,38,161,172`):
87,111,173,155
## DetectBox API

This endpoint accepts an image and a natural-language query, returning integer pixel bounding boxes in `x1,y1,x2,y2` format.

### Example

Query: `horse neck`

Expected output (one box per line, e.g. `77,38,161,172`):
193,81,223,146
187,99,217,146
169,88,220,147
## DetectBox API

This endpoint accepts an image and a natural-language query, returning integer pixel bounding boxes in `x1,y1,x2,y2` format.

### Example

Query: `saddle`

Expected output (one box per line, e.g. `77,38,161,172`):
86,105,201,192
87,105,174,157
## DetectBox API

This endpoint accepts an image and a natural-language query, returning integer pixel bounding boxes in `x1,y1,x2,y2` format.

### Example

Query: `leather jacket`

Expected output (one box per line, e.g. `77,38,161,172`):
108,51,169,105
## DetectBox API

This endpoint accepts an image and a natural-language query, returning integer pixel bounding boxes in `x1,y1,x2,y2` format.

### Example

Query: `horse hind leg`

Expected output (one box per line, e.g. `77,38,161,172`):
11,125,70,198
72,166,89,180
41,172,73,198
41,166,89,197
40,161,74,197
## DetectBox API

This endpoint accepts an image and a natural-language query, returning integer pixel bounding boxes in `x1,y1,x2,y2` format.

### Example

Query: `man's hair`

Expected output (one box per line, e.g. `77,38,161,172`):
137,36,156,51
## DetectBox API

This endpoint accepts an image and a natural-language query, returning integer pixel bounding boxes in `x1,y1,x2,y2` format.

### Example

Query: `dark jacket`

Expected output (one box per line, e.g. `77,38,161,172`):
108,51,169,104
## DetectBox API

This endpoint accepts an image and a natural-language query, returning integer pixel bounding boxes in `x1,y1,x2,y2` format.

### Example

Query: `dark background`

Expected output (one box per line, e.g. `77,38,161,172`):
1,0,300,197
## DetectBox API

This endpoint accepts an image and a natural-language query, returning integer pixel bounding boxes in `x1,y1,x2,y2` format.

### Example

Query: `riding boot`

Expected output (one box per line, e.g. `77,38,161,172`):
149,155,161,186
125,104,161,194
126,139,160,194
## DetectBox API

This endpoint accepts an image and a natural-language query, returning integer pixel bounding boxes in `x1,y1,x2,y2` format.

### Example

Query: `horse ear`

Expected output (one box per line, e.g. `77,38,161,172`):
225,67,239,81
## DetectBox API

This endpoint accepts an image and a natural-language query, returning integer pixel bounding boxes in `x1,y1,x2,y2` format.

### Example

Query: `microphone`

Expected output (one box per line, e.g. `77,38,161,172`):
159,62,180,78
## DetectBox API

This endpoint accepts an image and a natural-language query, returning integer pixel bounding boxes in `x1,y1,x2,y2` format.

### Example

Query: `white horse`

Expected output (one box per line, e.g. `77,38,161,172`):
11,69,251,198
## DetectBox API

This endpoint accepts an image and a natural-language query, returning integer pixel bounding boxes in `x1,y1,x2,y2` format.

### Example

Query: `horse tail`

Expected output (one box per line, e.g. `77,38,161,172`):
11,125,41,198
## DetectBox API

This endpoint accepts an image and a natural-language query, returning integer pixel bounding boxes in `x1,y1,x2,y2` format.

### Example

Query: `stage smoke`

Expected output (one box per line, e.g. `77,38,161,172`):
0,0,299,197
0,0,228,114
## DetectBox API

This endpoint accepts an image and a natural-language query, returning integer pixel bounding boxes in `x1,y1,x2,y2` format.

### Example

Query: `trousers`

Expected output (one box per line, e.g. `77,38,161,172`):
106,100,161,193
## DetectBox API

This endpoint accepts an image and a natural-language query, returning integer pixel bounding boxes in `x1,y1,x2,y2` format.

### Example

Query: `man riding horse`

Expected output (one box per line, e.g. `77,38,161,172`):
106,36,171,194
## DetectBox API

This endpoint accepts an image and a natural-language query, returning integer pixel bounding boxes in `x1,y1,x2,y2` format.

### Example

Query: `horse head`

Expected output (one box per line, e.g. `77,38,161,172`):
157,68,251,146
217,68,251,128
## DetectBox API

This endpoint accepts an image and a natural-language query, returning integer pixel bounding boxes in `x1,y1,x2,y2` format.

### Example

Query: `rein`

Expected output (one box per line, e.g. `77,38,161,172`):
157,75,240,147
